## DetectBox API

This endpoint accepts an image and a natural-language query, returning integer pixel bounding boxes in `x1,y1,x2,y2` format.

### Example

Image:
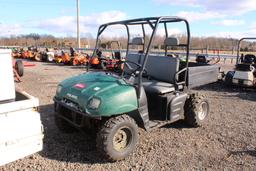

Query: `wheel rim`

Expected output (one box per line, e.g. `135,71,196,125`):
198,101,208,120
48,57,53,62
113,127,132,152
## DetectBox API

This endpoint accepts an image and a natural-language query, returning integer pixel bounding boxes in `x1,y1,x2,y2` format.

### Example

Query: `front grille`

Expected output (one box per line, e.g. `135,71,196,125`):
60,105,83,126
61,98,84,112
238,80,243,85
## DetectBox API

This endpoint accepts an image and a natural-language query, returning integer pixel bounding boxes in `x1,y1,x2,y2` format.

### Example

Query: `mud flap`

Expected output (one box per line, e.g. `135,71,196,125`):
169,93,188,122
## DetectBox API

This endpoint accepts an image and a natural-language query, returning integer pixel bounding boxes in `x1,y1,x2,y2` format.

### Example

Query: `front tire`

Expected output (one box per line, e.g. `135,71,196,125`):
184,94,209,127
96,114,138,161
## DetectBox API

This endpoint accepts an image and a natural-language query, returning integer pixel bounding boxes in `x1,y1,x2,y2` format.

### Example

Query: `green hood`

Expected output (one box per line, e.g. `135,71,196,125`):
56,72,138,116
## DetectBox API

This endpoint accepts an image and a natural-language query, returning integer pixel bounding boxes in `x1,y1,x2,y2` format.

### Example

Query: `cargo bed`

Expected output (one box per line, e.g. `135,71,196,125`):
187,63,220,88
0,90,43,166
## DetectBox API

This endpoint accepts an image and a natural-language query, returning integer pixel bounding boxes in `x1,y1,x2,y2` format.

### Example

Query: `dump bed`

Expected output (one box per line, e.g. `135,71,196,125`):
0,90,43,166
188,64,220,88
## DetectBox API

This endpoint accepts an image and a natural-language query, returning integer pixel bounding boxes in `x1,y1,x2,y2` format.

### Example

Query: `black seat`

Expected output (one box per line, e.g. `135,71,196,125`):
142,78,183,94
126,37,182,94
114,51,121,60
243,54,256,64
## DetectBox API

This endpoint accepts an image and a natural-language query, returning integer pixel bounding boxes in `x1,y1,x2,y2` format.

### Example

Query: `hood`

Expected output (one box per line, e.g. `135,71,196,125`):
56,72,138,116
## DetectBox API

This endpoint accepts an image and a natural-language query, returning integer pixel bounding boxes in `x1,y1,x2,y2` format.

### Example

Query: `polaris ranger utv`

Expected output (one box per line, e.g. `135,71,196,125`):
225,37,256,87
54,16,220,161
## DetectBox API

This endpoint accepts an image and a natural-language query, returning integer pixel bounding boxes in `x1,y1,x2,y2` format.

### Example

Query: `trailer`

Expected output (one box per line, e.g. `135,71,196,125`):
0,49,43,166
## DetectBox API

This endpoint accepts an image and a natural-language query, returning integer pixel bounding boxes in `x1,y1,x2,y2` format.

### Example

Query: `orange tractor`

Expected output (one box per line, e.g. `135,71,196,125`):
20,49,34,59
13,47,41,61
56,51,88,66
72,53,88,65
89,41,123,70
105,41,124,71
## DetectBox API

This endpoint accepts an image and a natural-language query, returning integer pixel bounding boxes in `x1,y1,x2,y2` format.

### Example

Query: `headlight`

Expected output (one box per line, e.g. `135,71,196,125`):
56,85,62,94
87,98,101,109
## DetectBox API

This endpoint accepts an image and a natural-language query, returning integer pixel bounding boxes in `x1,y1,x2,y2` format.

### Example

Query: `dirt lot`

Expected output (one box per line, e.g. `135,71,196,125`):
1,61,256,171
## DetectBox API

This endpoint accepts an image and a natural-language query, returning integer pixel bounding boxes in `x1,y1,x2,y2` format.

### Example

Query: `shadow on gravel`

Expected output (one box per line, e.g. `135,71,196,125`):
230,150,256,157
193,82,256,102
161,120,191,129
38,104,109,165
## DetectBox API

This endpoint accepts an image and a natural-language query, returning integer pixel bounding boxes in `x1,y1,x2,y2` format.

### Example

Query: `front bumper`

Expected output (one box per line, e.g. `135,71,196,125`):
232,79,254,87
53,97,101,128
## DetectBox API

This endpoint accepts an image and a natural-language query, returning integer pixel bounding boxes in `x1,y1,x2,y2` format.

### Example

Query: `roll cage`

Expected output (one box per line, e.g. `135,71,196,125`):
236,37,256,64
92,16,191,97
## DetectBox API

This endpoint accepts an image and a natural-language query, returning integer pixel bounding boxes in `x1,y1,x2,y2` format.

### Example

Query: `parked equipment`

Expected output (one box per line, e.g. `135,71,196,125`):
105,41,124,71
89,49,108,69
72,53,88,66
54,16,221,161
225,37,256,87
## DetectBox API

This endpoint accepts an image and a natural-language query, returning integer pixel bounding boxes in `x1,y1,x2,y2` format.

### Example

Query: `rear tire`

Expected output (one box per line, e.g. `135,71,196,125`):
184,94,209,127
54,104,76,133
15,60,24,77
96,114,138,161
34,53,41,61
225,71,235,86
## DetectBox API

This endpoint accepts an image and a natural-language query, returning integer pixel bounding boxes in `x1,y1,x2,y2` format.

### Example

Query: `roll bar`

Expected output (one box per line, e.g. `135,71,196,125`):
236,37,256,64
92,16,190,97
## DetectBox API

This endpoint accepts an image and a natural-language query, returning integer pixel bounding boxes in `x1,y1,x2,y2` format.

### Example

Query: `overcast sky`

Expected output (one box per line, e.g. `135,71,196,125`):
0,0,255,38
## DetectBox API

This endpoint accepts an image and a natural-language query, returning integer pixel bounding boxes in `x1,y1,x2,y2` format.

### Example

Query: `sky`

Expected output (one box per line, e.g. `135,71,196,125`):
0,0,256,38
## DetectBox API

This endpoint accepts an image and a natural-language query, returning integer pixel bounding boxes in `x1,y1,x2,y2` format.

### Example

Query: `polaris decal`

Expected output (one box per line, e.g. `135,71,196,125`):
67,93,78,100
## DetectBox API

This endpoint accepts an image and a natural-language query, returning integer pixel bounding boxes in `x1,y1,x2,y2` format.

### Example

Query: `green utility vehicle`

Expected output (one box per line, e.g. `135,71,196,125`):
54,17,220,161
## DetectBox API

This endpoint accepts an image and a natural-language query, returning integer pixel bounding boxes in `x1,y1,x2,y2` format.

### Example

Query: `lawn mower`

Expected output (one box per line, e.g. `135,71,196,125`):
40,48,55,62
54,16,220,161
88,49,109,69
225,37,256,87
72,53,88,66
105,41,124,71
58,51,88,66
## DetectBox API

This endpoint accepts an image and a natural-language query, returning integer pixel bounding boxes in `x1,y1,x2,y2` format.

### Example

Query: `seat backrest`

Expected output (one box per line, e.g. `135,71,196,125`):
126,53,144,64
130,37,144,45
164,37,179,46
125,53,145,72
146,55,179,83
244,54,256,64
126,53,179,84
114,51,121,60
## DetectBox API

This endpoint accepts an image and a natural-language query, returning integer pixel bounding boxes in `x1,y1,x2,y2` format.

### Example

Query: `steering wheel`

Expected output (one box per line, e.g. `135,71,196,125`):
120,60,147,77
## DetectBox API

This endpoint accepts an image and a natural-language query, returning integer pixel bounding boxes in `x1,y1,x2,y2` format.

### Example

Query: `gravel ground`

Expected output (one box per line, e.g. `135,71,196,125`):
1,61,256,171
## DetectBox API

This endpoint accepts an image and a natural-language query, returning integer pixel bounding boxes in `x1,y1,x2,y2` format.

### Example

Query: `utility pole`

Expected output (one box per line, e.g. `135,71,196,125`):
76,0,80,51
